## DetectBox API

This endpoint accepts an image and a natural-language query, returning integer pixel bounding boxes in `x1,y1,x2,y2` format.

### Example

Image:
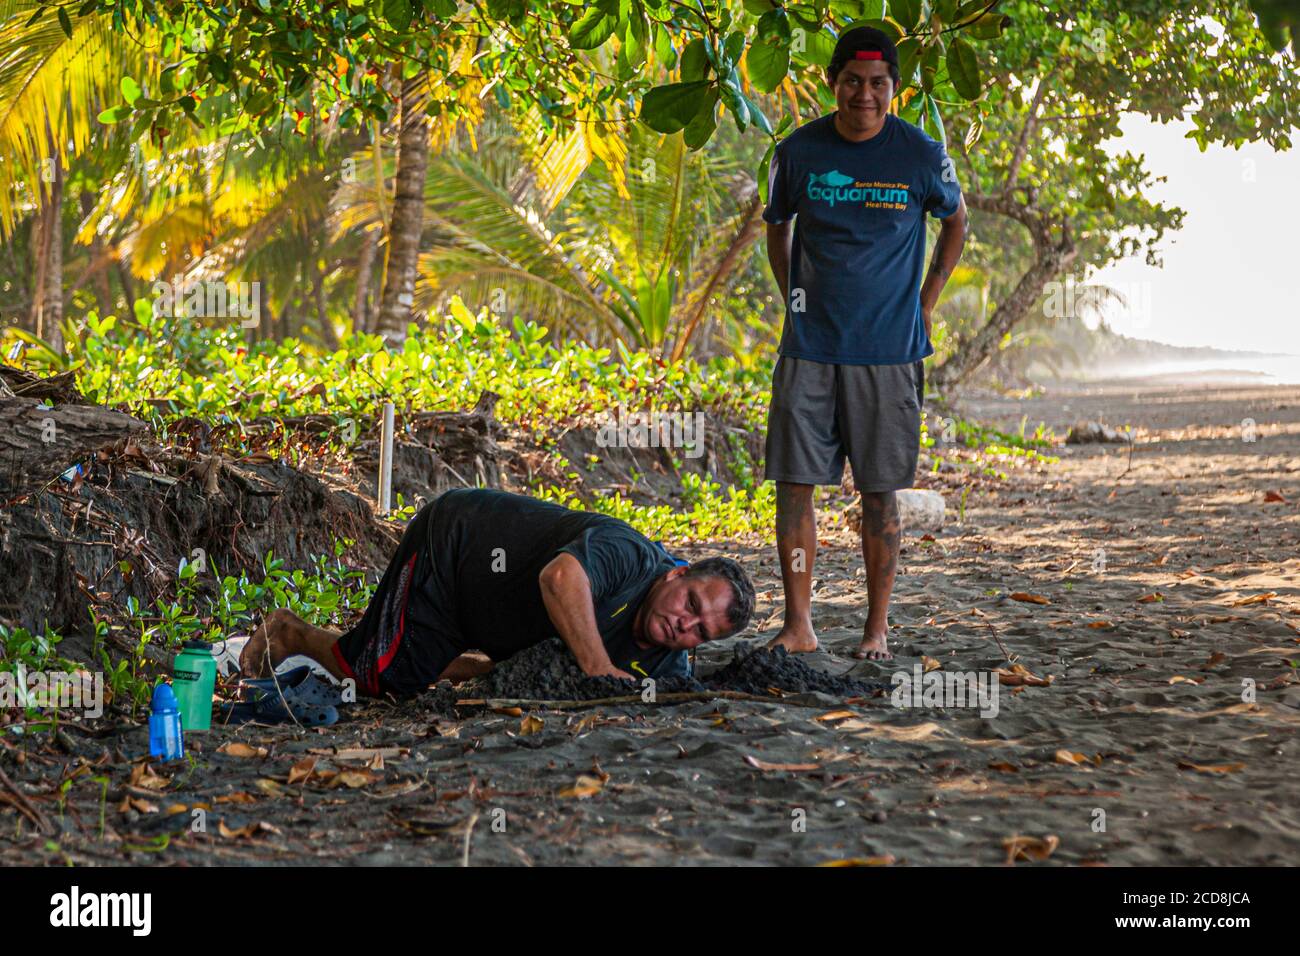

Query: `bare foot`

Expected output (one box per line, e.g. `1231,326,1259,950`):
766,623,819,654
240,609,298,677
853,626,893,661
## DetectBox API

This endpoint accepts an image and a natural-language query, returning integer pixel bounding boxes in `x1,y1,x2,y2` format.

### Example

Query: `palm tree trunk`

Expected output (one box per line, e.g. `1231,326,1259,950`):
80,192,113,314
314,269,340,350
668,184,765,363
30,143,64,352
376,75,429,338
116,254,135,318
354,228,378,333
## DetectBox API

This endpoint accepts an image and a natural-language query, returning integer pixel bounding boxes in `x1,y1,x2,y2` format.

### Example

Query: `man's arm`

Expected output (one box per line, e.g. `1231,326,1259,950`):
766,220,793,305
919,194,968,338
538,553,634,679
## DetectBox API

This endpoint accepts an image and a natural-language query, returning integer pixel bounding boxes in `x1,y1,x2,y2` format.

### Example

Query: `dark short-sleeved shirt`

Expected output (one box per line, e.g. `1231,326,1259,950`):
424,489,689,679
762,111,962,365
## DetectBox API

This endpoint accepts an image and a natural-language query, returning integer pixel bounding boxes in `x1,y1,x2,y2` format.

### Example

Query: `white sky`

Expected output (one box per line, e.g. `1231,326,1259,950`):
1087,113,1300,356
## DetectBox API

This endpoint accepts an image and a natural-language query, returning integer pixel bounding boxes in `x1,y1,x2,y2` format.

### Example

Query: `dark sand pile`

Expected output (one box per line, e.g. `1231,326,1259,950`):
477,638,881,701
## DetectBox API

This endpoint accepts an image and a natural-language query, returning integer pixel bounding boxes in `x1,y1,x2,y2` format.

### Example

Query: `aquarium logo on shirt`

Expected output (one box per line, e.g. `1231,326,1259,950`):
806,170,909,209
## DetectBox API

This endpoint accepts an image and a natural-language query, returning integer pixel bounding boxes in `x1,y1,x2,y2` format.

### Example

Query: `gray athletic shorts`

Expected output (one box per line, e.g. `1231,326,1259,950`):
763,356,924,492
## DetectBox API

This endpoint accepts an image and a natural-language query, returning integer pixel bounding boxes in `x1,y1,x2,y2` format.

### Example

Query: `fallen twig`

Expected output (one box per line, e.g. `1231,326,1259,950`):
0,765,54,834
458,690,859,711
461,810,479,867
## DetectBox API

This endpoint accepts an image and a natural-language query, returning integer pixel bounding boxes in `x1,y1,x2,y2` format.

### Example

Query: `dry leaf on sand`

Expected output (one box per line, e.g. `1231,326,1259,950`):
994,664,1053,687
218,820,281,840
818,855,896,867
743,755,820,772
1054,750,1101,766
1010,592,1051,605
215,792,258,805
287,756,319,785
1177,760,1246,774
218,742,269,759
520,715,544,735
1003,834,1059,864
129,762,171,790
557,774,606,798
118,795,157,814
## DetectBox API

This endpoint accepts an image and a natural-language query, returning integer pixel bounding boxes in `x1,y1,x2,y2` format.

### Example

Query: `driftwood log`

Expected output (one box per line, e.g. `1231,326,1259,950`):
0,366,84,405
0,398,146,499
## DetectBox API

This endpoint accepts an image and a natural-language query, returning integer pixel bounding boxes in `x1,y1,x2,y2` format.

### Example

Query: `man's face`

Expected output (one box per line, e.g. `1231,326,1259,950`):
831,59,894,135
635,568,734,651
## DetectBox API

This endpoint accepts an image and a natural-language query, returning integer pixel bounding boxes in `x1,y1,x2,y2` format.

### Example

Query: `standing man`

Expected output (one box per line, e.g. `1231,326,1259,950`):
762,26,967,660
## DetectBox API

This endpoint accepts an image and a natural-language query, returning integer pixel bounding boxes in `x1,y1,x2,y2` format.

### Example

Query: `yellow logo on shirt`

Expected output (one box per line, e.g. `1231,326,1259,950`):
629,660,648,677
611,602,628,618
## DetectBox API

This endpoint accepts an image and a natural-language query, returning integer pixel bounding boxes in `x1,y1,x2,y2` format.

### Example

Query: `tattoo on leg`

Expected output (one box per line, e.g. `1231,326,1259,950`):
862,491,900,577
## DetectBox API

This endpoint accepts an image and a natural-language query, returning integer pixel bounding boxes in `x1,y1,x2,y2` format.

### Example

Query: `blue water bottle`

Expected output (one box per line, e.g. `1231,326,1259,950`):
148,683,185,761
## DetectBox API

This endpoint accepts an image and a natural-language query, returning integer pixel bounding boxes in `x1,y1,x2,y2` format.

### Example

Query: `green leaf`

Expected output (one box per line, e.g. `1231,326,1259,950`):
97,104,133,124
757,7,791,40
896,36,921,89
723,30,746,69
57,6,72,38
719,77,750,131
746,34,790,92
757,140,776,204
888,0,921,31
683,88,720,149
383,0,413,32
845,18,903,41
946,37,981,100
640,80,713,133
680,37,709,80
429,0,458,16
653,22,675,66
120,76,143,106
570,10,616,49
925,94,946,147
920,43,940,93
741,91,772,134
623,12,647,68
967,12,1010,39
804,28,837,67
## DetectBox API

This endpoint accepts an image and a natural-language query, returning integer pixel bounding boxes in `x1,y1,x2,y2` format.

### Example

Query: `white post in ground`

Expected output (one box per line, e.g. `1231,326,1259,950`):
378,401,395,515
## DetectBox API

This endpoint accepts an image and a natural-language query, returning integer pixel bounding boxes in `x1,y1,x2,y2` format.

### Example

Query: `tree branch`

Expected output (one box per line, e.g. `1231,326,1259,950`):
1004,70,1054,197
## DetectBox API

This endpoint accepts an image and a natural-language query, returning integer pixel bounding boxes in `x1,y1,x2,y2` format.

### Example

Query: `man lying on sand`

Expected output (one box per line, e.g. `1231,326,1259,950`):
241,488,756,696
761,26,967,660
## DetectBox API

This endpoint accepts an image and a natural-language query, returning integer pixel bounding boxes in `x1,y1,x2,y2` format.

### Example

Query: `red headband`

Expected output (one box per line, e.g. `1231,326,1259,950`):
854,50,884,60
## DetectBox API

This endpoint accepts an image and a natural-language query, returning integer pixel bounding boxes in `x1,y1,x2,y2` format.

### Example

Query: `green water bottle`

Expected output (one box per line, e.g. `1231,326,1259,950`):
172,640,216,732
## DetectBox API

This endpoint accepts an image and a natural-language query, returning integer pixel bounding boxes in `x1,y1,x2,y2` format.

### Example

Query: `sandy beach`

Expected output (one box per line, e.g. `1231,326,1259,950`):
4,376,1297,866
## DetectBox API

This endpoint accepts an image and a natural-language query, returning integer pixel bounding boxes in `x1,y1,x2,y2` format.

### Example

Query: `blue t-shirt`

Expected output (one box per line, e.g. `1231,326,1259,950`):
762,112,962,365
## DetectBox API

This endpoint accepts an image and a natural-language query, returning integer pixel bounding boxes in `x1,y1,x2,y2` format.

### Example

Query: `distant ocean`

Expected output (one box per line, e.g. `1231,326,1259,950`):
1086,354,1300,386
